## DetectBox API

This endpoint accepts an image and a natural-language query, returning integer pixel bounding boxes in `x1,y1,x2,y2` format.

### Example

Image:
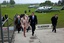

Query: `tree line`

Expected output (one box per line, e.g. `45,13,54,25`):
2,0,15,5
58,0,64,6
1,0,64,6
40,0,64,6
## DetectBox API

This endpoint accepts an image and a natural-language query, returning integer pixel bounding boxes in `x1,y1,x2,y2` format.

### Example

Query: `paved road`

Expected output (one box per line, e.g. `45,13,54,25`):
14,28,64,43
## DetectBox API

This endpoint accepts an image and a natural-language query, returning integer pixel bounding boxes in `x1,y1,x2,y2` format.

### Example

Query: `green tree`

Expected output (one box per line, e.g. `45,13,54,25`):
44,0,53,6
10,0,15,5
2,1,7,5
58,0,62,5
40,3,44,6
40,0,53,6
61,0,64,5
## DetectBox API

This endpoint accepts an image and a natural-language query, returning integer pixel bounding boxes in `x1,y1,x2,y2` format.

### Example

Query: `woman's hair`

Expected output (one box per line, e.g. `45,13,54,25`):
20,14,25,18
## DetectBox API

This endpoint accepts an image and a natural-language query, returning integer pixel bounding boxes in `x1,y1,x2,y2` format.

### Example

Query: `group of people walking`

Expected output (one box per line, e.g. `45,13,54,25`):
15,12,58,37
15,12,37,37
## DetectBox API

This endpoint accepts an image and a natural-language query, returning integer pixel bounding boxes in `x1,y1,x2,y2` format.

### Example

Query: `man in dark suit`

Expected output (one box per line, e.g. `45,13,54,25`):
51,14,58,33
29,12,37,36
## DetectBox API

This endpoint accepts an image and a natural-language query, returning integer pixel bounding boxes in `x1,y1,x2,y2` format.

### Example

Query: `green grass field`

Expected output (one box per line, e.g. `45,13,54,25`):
1,4,64,28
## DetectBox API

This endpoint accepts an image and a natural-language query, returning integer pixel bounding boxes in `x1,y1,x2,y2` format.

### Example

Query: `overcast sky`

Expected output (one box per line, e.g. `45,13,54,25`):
0,0,59,4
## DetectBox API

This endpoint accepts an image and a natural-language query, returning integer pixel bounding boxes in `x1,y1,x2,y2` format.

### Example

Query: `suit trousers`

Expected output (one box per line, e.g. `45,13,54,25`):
52,25,56,33
31,25,36,36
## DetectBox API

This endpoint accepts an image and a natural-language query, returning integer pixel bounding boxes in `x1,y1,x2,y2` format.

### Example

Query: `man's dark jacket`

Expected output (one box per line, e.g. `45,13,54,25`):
29,15,37,26
51,16,58,26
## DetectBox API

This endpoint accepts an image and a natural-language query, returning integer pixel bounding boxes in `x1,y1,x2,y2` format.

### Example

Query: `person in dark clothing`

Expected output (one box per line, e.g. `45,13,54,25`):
29,12,37,36
24,10,27,14
20,14,25,18
51,14,58,33
28,9,31,12
15,15,21,33
2,16,5,21
5,14,8,19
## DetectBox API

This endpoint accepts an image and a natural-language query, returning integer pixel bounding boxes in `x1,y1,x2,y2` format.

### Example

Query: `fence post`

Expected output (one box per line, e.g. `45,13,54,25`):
0,4,4,43
7,18,10,43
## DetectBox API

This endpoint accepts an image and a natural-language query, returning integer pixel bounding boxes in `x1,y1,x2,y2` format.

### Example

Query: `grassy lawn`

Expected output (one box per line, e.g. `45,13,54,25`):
1,4,64,28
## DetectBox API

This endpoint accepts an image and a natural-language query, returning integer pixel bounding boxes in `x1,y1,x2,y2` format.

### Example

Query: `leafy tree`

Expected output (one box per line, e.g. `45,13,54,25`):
40,3,44,6
61,0,64,5
58,0,62,5
44,1,53,6
40,0,53,6
10,0,15,5
54,3,58,6
2,1,7,5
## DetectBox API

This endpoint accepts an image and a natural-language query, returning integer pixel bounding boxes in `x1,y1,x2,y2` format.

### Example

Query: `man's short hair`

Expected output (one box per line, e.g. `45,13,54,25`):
32,12,34,14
